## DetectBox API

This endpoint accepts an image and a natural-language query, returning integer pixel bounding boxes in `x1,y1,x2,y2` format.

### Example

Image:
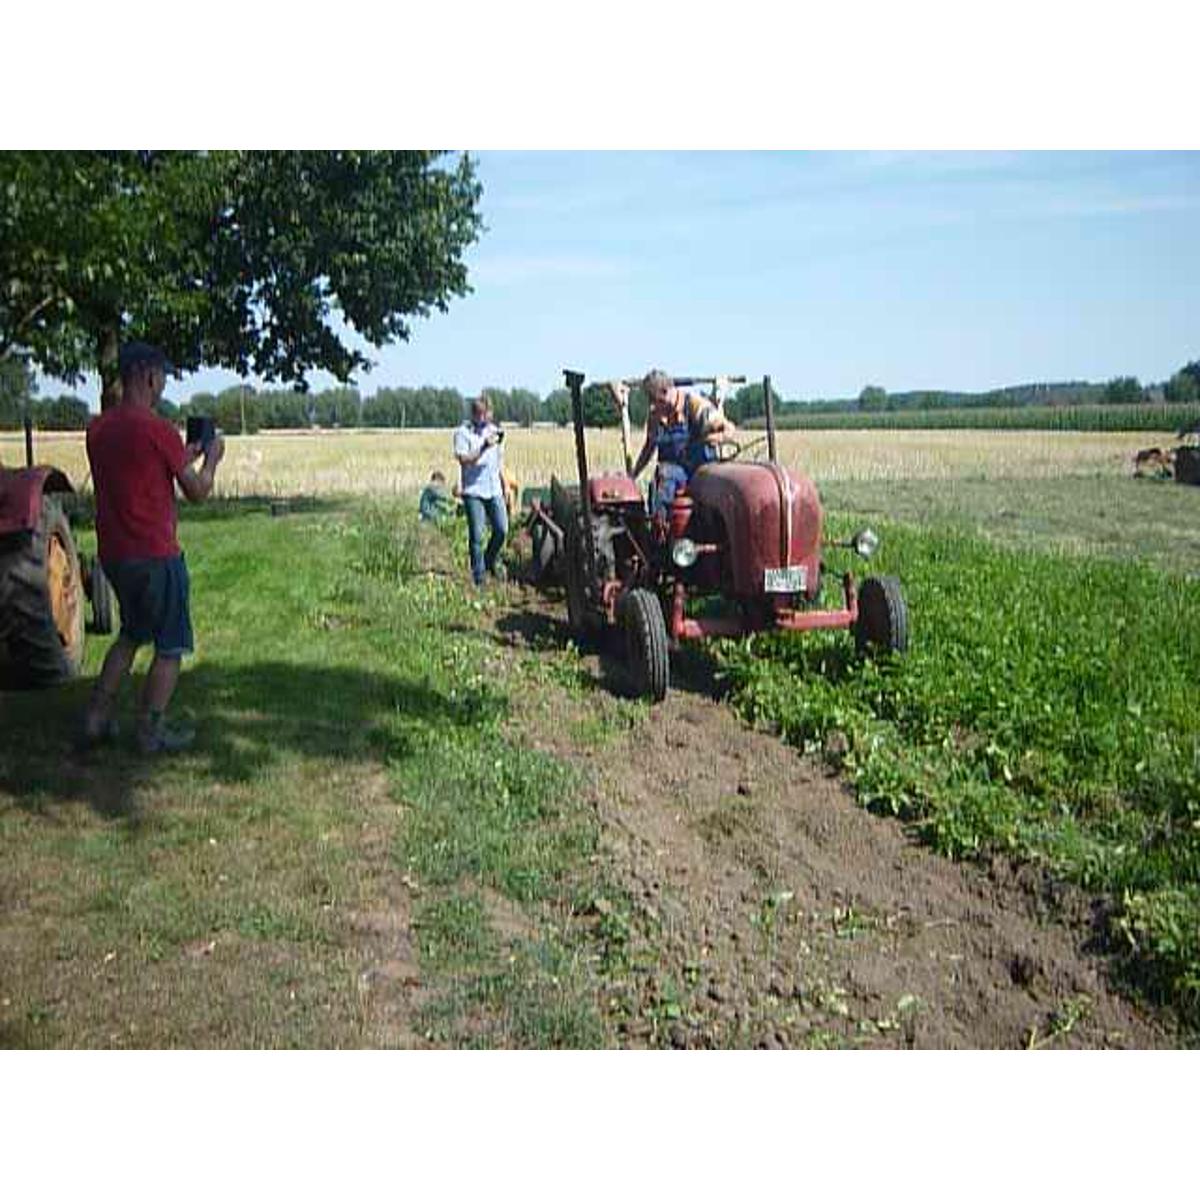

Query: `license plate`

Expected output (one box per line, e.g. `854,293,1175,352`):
764,565,806,594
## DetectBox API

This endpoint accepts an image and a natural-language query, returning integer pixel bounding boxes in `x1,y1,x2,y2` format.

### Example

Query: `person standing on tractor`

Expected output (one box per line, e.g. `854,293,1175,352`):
79,342,225,753
453,395,508,585
609,369,736,517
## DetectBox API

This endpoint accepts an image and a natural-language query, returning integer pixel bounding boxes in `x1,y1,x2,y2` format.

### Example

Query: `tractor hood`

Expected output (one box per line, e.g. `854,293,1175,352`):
686,461,823,598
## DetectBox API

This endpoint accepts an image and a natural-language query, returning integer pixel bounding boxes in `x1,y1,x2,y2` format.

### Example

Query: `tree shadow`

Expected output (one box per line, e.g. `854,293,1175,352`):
0,659,504,821
178,495,346,525
66,494,345,531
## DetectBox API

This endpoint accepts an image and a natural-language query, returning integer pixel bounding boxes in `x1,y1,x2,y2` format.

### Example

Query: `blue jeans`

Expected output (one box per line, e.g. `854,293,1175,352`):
651,463,690,519
462,493,508,584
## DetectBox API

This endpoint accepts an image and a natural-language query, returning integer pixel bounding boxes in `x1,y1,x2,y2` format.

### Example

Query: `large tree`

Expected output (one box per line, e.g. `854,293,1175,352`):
0,151,484,409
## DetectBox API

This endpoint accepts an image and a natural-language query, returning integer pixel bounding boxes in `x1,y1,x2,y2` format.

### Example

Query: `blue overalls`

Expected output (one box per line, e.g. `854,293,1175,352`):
652,407,716,517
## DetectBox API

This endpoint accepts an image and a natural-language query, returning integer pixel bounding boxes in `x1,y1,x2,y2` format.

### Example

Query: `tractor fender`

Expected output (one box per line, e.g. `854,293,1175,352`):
0,467,75,537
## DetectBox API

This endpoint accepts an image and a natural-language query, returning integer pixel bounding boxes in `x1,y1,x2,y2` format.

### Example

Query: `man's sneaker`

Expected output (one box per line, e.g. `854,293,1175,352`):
137,715,196,755
489,561,508,583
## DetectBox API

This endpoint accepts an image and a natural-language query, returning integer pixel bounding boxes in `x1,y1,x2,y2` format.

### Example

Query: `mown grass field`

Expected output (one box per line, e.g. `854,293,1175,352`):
2,426,1199,1043
1,425,1181,496
1,505,626,1047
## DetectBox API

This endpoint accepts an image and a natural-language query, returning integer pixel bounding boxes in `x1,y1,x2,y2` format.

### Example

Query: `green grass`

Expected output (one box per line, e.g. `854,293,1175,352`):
0,502,610,1047
716,511,1200,1025
819,475,1200,578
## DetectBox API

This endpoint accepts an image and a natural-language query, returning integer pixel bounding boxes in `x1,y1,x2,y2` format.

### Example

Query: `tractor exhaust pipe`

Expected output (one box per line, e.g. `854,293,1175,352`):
763,375,777,464
563,369,599,588
24,413,34,468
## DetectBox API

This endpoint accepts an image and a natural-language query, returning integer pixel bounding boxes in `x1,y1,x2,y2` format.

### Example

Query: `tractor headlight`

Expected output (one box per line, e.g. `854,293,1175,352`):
671,538,699,568
852,527,880,560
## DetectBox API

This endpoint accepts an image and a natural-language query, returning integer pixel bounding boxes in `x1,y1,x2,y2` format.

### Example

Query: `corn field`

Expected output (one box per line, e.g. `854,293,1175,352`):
769,402,1200,433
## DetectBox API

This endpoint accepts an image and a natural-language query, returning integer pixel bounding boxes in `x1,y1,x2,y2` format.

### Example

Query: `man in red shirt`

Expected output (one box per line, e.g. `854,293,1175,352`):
80,343,225,753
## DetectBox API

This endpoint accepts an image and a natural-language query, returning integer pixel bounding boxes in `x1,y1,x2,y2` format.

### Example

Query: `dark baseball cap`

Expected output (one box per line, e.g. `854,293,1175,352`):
118,341,175,378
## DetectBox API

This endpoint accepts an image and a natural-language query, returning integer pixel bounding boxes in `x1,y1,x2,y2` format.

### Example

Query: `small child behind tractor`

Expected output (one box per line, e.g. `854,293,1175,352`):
418,470,454,523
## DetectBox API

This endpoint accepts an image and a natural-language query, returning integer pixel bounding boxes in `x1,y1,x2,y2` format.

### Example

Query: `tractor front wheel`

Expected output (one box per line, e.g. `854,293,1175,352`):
620,587,670,702
854,575,908,656
0,495,86,687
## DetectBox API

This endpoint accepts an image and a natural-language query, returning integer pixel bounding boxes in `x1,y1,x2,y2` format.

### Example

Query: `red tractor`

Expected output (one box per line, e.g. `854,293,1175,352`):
0,417,114,688
534,369,907,702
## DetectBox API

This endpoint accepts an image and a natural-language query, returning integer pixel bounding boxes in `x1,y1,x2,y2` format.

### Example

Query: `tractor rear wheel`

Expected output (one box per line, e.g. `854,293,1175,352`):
855,575,908,656
86,555,116,635
0,495,86,687
564,523,602,645
621,587,670,702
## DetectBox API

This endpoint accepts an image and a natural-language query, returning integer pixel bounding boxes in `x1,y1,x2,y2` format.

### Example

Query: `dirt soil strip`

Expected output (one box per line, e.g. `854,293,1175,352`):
490,580,1177,1049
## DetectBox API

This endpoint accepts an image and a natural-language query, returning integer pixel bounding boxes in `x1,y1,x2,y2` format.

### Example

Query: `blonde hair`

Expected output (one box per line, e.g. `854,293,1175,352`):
642,369,671,396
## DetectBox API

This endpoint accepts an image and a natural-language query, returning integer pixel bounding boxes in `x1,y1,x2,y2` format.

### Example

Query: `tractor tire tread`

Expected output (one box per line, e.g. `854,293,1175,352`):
0,497,85,688
621,587,670,702
855,574,908,656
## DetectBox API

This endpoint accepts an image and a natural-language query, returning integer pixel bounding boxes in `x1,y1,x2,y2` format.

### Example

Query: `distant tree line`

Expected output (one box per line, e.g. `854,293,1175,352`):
4,355,1197,432
842,360,1200,415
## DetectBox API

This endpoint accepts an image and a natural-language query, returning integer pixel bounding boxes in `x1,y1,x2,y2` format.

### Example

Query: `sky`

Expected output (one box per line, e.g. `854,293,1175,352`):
53,150,1200,409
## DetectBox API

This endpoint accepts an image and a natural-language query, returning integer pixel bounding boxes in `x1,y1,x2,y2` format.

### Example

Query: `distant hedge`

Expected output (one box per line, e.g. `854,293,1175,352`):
756,403,1200,434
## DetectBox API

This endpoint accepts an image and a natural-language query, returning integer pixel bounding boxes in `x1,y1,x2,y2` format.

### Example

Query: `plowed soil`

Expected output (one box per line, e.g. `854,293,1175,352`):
492,580,1178,1049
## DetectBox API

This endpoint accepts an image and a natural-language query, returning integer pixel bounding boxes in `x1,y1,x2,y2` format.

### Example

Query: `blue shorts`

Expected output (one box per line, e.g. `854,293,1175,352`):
102,554,194,658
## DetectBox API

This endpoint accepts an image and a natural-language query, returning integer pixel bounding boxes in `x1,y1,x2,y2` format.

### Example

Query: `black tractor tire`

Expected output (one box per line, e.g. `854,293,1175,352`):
854,575,908,657
564,522,603,645
620,587,670,702
529,518,559,585
0,495,86,688
87,556,116,635
1176,446,1200,486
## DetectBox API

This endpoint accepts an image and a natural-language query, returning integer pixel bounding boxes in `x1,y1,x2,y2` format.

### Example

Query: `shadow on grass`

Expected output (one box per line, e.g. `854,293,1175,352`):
0,659,502,820
66,494,345,531
494,606,576,654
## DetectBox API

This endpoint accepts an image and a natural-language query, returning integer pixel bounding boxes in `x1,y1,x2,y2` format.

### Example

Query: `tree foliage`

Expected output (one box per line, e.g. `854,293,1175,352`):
1165,362,1200,405
0,151,484,407
543,389,572,427
0,357,36,427
727,382,769,422
858,384,888,412
1103,376,1145,405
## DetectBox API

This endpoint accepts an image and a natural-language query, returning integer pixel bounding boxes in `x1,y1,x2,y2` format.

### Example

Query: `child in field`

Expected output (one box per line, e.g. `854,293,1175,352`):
418,470,454,523
501,465,520,520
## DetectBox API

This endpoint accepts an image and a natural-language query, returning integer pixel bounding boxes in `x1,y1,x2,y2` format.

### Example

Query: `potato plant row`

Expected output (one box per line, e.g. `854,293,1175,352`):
716,519,1200,1026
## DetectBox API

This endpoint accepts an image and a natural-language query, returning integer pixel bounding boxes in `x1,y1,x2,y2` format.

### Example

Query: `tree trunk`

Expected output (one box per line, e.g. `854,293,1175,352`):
98,324,121,411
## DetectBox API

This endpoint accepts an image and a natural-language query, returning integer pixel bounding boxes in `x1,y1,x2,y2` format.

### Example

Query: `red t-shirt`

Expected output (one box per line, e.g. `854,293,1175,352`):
86,404,187,563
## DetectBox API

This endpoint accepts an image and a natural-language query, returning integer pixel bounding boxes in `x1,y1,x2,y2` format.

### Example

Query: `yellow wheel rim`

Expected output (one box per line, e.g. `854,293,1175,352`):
47,533,83,654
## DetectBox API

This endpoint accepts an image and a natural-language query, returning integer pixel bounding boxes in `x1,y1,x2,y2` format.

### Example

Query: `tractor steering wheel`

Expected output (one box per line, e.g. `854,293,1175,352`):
714,435,769,463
